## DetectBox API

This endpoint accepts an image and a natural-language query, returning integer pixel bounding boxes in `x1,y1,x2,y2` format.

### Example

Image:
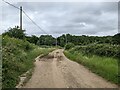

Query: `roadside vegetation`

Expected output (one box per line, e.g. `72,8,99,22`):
2,26,120,87
2,26,55,88
64,43,119,84
2,35,55,88
63,33,120,85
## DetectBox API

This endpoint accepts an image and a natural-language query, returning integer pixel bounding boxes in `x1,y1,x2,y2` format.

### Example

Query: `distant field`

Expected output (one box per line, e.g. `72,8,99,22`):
2,36,55,88
64,45,119,84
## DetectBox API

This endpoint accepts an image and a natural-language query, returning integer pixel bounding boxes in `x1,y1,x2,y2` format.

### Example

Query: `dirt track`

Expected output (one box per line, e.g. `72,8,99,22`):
23,49,117,88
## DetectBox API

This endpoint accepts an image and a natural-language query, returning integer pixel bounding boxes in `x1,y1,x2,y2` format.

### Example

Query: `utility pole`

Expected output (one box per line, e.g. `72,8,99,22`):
20,6,22,30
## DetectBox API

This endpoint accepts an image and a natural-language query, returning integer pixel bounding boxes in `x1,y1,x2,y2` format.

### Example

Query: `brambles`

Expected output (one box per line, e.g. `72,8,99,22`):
65,43,75,50
2,36,55,88
64,47,118,84
64,43,119,84
72,44,120,58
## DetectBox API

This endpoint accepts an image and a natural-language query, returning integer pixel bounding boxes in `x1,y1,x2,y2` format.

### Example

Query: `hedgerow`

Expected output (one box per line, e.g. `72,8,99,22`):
2,36,55,88
72,44,120,58
65,43,75,50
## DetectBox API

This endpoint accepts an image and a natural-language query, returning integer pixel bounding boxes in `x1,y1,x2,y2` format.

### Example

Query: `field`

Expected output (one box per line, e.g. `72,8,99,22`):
2,36,55,88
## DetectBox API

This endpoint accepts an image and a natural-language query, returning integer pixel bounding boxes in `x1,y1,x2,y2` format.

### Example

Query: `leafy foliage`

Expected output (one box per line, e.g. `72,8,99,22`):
2,36,55,88
2,26,120,87
73,44,120,58
57,34,115,46
64,50,118,84
64,42,120,84
65,43,75,50
26,35,39,45
2,26,26,39
57,34,66,47
37,35,56,46
3,26,119,47
112,33,120,45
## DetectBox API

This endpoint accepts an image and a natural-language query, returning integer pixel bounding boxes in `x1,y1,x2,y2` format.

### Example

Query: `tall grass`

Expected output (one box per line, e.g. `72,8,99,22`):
64,50,118,84
2,36,55,88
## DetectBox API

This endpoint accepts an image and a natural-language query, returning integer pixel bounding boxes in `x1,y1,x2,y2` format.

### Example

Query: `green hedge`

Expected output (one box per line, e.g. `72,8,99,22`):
2,36,55,88
64,50,118,84
65,43,75,50
73,44,120,58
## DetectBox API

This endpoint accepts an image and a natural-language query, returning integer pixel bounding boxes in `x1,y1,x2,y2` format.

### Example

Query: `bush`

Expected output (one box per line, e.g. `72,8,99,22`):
2,36,55,88
64,50,118,84
73,44,120,58
112,33,120,45
65,43,75,50
2,26,25,39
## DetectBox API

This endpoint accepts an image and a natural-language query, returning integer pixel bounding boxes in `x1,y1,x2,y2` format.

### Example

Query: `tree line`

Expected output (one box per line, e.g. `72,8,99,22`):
2,26,120,46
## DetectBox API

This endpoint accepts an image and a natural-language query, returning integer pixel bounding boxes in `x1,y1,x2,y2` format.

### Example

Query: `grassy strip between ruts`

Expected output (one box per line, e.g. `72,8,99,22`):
2,36,55,88
64,50,118,84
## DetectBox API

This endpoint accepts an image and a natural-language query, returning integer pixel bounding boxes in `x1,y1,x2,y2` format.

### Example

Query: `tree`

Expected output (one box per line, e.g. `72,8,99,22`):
37,35,56,46
2,26,25,39
57,34,66,47
26,35,39,44
65,43,75,50
113,33,120,44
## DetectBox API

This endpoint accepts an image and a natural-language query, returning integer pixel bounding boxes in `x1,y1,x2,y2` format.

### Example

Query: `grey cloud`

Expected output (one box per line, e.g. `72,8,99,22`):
1,2,118,37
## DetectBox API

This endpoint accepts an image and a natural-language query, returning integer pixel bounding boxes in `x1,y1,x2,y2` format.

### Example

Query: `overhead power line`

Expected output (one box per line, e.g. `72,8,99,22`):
22,10,48,35
2,0,20,10
2,0,48,35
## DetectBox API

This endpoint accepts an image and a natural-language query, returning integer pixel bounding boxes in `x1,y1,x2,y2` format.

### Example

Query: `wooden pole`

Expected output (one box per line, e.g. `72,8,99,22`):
20,6,22,30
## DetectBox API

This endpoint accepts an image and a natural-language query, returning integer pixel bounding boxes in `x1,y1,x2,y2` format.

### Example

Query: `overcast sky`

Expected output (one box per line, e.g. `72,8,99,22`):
1,1,119,37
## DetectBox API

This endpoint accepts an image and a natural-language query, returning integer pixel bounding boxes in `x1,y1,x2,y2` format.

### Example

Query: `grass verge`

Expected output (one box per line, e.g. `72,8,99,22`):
64,50,118,84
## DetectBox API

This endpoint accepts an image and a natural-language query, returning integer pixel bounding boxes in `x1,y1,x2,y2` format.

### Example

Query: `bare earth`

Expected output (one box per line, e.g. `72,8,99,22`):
23,49,118,88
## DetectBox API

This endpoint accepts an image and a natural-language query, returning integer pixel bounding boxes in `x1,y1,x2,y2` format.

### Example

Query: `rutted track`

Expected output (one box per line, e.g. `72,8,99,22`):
23,49,117,88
